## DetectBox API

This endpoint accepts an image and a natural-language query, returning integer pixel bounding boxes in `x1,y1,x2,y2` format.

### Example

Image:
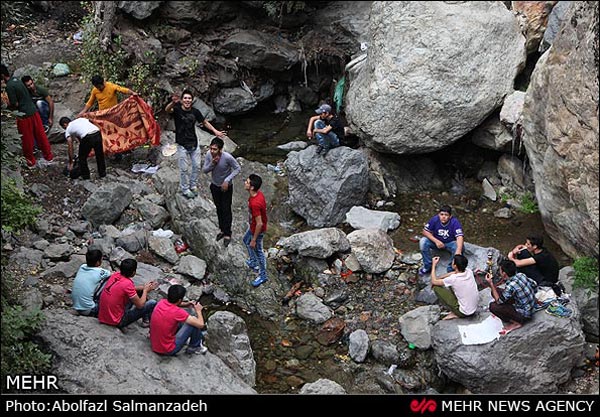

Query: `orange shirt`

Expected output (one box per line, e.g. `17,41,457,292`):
85,81,129,110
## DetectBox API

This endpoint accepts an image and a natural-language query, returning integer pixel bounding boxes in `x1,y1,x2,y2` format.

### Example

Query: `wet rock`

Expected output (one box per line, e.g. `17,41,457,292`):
472,114,513,151
299,378,346,394
316,317,346,346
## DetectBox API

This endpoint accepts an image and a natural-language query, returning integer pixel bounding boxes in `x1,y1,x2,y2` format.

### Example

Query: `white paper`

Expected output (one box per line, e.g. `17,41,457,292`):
457,315,504,345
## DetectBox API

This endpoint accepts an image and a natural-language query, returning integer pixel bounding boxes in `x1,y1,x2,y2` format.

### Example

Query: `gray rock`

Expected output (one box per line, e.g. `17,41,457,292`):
222,30,299,71
277,141,308,152
498,154,532,191
115,229,147,253
117,1,161,20
177,255,207,281
41,255,86,279
500,91,526,126
347,228,395,274
371,340,400,366
22,289,44,312
213,87,257,115
345,206,401,231
132,262,164,287
135,199,169,229
82,184,133,226
472,114,514,151
346,1,526,154
348,329,369,362
69,221,91,235
39,310,255,394
148,236,178,264
295,293,333,324
278,228,350,259
285,146,369,227
521,1,599,258
539,1,573,53
11,247,43,268
482,178,497,201
399,305,441,350
208,311,256,387
494,207,512,219
32,239,50,251
299,378,346,394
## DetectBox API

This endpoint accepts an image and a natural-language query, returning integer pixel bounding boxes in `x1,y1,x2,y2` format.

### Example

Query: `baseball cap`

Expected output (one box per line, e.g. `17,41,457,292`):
315,104,332,114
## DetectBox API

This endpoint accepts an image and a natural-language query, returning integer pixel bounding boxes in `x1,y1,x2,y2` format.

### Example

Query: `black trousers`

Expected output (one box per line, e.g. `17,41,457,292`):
210,182,233,236
79,131,106,179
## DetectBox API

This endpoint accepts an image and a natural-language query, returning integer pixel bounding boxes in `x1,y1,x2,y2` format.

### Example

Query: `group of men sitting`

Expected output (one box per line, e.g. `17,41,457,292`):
71,250,208,356
419,205,561,335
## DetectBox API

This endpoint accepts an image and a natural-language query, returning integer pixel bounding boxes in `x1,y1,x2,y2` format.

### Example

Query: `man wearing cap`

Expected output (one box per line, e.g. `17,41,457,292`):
306,103,343,155
419,205,464,275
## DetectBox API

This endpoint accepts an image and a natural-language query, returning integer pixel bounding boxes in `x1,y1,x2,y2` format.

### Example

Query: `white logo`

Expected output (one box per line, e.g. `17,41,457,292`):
438,229,450,238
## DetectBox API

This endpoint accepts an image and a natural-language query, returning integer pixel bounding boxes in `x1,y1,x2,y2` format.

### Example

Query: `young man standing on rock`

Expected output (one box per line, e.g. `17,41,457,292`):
243,174,268,287
1,63,55,169
150,285,208,355
203,136,241,248
430,254,478,320
166,90,225,199
486,259,537,335
98,259,158,330
419,205,464,275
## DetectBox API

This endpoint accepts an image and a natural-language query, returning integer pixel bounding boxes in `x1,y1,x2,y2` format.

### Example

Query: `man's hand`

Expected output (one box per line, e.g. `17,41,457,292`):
435,240,445,249
171,94,180,104
432,256,440,266
250,238,257,249
68,161,73,171
306,129,313,139
214,130,226,138
485,272,494,284
221,181,229,192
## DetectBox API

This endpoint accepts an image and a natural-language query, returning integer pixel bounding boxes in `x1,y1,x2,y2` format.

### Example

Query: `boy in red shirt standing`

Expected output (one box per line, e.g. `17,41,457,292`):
243,174,268,287
150,285,208,355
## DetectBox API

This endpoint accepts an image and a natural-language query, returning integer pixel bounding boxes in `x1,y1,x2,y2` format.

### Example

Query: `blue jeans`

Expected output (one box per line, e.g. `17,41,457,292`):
177,145,201,192
36,100,50,127
165,323,206,356
314,119,339,150
243,229,266,280
419,237,458,273
118,299,157,328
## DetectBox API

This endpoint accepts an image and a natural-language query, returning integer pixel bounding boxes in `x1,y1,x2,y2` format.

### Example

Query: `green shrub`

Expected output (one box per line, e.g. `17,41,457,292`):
573,256,599,292
519,192,539,214
1,178,41,233
0,305,51,379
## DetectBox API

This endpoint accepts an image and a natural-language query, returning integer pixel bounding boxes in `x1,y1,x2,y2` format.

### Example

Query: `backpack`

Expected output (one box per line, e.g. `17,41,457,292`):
92,272,111,304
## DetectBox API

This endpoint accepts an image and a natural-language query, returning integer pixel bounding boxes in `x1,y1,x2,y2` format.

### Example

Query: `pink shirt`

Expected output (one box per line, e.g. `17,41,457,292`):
97,272,137,326
444,268,479,316
149,299,190,354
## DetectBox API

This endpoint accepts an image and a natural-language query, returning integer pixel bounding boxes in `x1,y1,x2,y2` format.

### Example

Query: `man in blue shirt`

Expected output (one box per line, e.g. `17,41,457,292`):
71,249,111,317
419,205,464,274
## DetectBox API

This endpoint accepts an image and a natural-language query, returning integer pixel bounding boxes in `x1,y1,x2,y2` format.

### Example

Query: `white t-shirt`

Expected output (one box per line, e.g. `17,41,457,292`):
444,268,479,315
65,118,99,140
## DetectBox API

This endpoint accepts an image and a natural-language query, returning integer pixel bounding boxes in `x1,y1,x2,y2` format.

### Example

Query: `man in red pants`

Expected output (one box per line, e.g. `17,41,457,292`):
1,64,54,168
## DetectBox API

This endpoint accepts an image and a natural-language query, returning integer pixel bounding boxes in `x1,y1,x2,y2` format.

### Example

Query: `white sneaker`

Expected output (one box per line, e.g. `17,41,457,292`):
186,341,208,355
37,158,56,167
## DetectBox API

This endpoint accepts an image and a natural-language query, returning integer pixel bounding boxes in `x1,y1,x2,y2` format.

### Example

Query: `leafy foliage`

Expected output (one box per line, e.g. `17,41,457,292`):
573,257,599,292
1,178,41,233
0,305,51,379
518,192,539,214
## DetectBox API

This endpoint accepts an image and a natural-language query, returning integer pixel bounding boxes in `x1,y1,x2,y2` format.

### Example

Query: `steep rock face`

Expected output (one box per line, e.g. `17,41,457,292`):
345,1,526,154
521,1,599,257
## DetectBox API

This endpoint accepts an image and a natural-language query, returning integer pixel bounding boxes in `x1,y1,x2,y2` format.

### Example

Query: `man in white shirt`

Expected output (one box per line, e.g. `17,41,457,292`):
430,254,479,320
60,116,106,180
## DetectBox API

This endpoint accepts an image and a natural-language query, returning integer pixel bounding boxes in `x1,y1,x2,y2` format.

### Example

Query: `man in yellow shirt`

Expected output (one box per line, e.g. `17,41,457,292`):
77,75,137,117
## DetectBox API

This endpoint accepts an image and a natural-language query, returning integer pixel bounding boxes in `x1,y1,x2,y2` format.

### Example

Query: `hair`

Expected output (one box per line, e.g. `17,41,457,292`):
59,116,71,127
0,64,9,77
439,205,452,215
526,235,544,248
453,254,468,272
167,284,186,303
499,259,517,277
86,249,103,267
248,174,262,191
91,75,104,87
181,89,194,100
20,75,33,84
210,137,224,150
120,258,137,278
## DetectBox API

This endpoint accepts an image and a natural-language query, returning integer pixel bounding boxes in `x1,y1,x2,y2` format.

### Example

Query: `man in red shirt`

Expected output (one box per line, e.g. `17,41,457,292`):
98,259,158,329
149,285,208,355
243,174,268,287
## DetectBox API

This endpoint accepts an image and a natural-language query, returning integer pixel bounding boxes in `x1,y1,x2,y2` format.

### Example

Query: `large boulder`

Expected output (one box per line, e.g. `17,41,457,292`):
277,228,350,259
345,206,401,231
117,1,162,20
39,310,255,394
222,30,299,71
285,146,369,227
82,184,132,226
346,228,396,274
346,1,526,154
431,307,585,393
521,1,599,257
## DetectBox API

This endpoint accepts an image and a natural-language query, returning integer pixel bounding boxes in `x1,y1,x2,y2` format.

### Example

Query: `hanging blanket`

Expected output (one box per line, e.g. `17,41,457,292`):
84,96,160,155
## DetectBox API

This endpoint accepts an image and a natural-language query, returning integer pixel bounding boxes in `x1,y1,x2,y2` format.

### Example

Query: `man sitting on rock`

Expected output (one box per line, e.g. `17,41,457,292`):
149,285,208,355
430,254,479,320
486,259,537,335
98,259,158,330
508,235,560,292
306,103,341,156
419,205,464,275
71,249,110,317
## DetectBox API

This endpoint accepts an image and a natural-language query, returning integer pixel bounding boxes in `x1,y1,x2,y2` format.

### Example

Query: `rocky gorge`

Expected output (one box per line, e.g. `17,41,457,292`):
1,1,598,395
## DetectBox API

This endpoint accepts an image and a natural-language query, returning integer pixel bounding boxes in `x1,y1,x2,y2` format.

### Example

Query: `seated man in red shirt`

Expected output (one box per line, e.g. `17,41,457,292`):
150,284,208,355
98,259,158,330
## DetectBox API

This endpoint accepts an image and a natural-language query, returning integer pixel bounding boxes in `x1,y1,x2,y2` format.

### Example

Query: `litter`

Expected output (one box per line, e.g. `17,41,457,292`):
162,143,177,157
152,228,174,238
131,163,159,174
